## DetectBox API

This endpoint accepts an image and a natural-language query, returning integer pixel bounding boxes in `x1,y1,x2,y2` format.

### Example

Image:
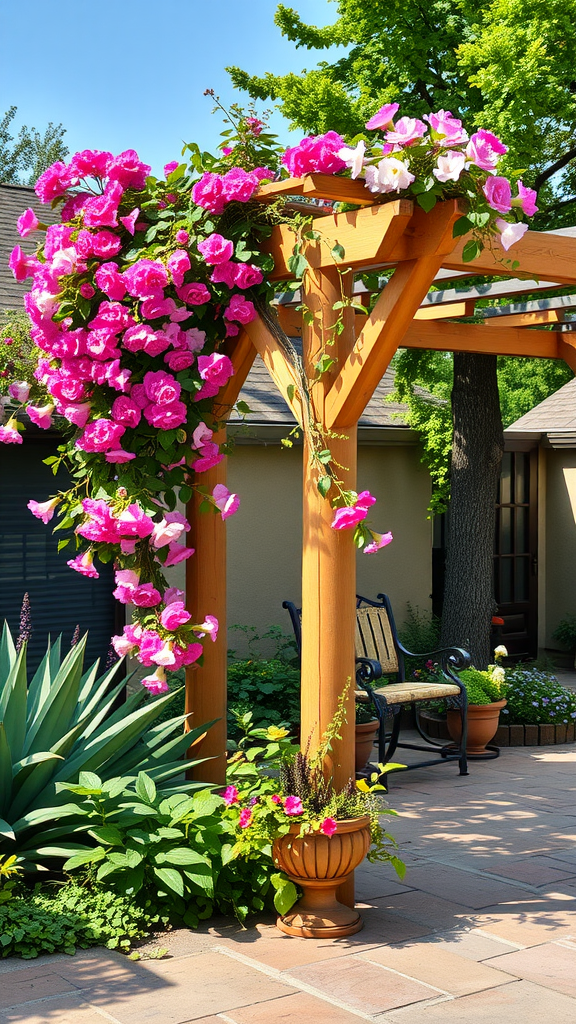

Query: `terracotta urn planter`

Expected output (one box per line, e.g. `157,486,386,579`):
272,815,371,938
355,719,379,771
447,699,507,754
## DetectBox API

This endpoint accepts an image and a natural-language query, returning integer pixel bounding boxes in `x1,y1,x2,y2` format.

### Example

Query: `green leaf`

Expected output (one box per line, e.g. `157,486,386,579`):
88,825,123,846
286,384,296,403
57,538,71,553
462,239,481,263
315,354,336,374
317,475,332,498
78,771,102,790
236,401,251,416
156,848,208,867
331,243,345,261
416,192,437,213
152,866,184,897
271,873,298,914
63,847,106,871
453,216,473,238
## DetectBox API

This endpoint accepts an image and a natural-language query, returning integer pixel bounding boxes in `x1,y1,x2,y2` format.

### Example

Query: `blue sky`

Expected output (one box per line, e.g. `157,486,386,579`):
1,0,344,177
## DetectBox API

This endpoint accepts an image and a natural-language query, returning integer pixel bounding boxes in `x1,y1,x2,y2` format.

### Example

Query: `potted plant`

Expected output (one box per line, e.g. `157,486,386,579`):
355,701,379,771
447,647,508,754
225,692,405,938
552,615,576,669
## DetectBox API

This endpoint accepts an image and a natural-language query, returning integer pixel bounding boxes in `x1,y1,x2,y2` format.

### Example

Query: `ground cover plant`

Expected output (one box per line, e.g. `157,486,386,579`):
501,666,576,726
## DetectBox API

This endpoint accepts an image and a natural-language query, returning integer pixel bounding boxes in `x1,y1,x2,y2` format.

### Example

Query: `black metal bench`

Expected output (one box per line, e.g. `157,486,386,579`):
283,592,471,782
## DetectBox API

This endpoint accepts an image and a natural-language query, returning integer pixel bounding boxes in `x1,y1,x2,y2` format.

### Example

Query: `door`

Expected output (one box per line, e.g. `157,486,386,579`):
493,449,538,658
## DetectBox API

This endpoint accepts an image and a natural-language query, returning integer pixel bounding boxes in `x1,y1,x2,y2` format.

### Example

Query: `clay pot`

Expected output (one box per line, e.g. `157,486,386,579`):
355,719,379,771
272,815,371,938
447,699,507,754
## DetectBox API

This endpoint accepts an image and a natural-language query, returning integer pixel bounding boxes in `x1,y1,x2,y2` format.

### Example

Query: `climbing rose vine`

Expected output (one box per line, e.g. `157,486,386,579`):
3,105,534,689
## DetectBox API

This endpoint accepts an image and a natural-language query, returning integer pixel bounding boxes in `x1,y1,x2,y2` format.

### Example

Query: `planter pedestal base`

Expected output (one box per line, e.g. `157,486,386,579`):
276,875,363,938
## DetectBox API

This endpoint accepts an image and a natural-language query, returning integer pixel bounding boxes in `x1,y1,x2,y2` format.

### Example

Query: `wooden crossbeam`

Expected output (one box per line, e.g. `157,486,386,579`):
212,331,257,419
256,172,376,207
557,335,576,373
485,309,565,328
244,314,304,426
400,319,560,359
442,231,576,286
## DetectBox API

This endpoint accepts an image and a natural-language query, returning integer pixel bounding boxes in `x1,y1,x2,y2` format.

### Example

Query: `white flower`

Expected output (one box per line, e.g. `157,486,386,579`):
433,150,466,183
494,644,508,659
338,140,366,179
491,666,506,685
364,157,415,194
495,218,529,251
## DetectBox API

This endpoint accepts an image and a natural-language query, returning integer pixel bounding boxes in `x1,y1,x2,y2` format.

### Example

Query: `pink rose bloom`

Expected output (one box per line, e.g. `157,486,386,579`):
282,131,347,176
163,542,194,567
320,817,338,837
222,785,239,806
60,192,89,221
34,160,72,203
425,110,468,145
117,503,155,538
123,258,169,298
141,668,169,695
132,583,162,608
111,395,141,428
193,441,223,472
385,116,427,146
245,117,263,135
107,149,151,190
27,496,59,524
433,151,466,183
198,352,234,389
143,400,187,429
192,173,226,215
90,301,135,335
164,160,179,177
234,263,263,289
212,483,240,520
164,586,185,604
105,448,136,463
514,181,538,217
151,518,185,548
9,245,37,282
95,263,127,300
143,369,181,406
165,349,195,371
76,418,125,453
44,224,74,260
27,403,54,429
176,229,189,244
120,208,140,235
77,498,120,544
209,261,237,289
271,794,282,804
58,402,91,428
101,359,132,393
239,808,253,829
363,530,394,554
8,380,30,402
91,230,123,259
123,324,168,356
167,249,191,287
223,293,256,325
68,149,113,180
465,130,507,173
130,384,150,409
83,181,124,229
225,323,240,338
177,281,211,306
67,550,99,578
365,103,400,131
192,421,213,448
17,208,40,237
495,218,529,251
79,283,95,299
85,329,121,361
483,176,512,214
220,167,260,204
284,796,304,816
198,233,234,265
160,600,192,631
0,422,23,444
332,490,377,530
112,632,139,657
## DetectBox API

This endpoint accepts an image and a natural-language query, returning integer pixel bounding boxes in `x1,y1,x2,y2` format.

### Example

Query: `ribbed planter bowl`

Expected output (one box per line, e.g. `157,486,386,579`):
272,815,371,938
447,699,507,754
355,720,379,771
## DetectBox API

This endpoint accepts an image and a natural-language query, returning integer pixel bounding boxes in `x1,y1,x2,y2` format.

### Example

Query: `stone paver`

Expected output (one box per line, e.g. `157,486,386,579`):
284,955,440,1014
359,941,514,996
382,979,576,1024
216,992,370,1023
483,941,576,998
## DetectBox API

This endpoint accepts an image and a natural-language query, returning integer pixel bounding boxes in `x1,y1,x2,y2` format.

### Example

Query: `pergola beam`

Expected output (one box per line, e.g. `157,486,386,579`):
244,314,304,426
400,319,561,359
442,231,576,286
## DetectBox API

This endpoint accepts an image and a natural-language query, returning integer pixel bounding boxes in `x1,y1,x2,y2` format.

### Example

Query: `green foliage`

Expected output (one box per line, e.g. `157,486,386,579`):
398,603,442,654
501,666,576,724
497,356,573,427
0,623,208,867
227,660,301,736
552,615,576,652
0,106,68,186
0,882,165,958
0,312,49,401
458,666,508,705
0,855,21,905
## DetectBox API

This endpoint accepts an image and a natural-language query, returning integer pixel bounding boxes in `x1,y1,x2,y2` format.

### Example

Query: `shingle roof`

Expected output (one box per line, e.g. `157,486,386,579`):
0,183,59,312
505,377,576,432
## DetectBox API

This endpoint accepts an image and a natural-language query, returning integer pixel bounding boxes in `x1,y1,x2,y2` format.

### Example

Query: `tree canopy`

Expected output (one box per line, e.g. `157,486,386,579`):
0,106,68,187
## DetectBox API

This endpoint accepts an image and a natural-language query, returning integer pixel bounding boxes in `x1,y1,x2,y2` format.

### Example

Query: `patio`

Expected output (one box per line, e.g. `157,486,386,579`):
3,739,575,1024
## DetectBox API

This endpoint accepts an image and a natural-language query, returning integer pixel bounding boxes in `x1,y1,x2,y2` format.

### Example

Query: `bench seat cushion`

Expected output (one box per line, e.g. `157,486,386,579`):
370,681,461,702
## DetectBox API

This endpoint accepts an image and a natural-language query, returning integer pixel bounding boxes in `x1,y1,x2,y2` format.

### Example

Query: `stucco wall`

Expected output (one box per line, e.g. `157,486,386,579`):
226,435,432,654
545,448,576,647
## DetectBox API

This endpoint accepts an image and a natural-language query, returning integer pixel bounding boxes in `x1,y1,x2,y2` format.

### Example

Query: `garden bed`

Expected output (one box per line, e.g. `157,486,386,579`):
420,711,576,746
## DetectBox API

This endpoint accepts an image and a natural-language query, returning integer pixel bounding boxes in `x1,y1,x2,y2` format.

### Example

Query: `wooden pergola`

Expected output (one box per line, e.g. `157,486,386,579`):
184,174,576,791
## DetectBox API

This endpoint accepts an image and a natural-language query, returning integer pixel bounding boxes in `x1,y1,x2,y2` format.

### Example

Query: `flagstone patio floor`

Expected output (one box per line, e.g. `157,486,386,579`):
2,739,576,1023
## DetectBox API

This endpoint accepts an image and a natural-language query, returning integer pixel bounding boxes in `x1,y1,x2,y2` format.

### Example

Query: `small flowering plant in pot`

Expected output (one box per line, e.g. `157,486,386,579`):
447,646,509,755
224,694,405,938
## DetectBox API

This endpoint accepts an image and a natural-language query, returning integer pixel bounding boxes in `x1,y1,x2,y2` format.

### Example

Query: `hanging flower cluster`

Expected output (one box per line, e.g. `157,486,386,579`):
283,104,537,256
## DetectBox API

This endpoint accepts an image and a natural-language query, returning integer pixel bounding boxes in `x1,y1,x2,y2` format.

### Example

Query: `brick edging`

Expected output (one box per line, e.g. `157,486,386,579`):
420,712,575,746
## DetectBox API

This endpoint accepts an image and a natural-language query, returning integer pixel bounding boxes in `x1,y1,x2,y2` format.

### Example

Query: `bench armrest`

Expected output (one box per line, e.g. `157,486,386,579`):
355,657,384,688
396,644,471,686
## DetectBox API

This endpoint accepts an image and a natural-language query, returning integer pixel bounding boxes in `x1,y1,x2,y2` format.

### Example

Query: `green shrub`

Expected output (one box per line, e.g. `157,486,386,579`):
458,666,507,705
552,615,576,652
398,604,441,654
502,667,576,725
227,659,300,736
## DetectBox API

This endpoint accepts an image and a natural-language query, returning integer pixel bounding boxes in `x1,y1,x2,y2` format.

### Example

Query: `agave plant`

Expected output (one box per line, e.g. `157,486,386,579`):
0,623,210,868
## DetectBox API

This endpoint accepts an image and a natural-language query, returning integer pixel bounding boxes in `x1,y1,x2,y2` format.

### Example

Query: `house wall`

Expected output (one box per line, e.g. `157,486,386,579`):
544,447,576,647
225,435,433,654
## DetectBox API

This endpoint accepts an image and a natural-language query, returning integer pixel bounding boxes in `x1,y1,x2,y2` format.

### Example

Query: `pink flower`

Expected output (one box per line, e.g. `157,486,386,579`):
83,181,124,229
177,281,211,306
465,130,507,173
122,324,168,356
105,448,136,463
67,550,99,578
212,483,240,520
513,181,538,217
120,208,140,235
192,422,214,448
239,808,253,829
79,282,95,299
132,583,162,608
68,149,113,180
223,293,256,325
195,614,219,642
160,600,192,631
233,263,263,289
112,632,139,657
165,349,195,371
107,149,151,190
123,258,168,298
209,261,238,289
95,263,126,300
424,110,468,145
385,117,427,146
198,233,234,265
192,173,226,215
141,668,169,695
320,817,337,837
17,208,40,237
495,218,529,251
164,587,185,604
90,300,135,335
91,230,123,259
223,785,239,806
8,380,30,402
197,352,234,391
331,490,377,530
9,245,37,282
171,641,203,668
76,419,125,453
483,176,512,214
34,161,71,203
27,496,59,523
143,400,187,429
282,132,347,176
433,151,466,183
167,250,191,287
163,542,194,567
365,103,400,131
27,403,54,429
176,229,189,244
111,395,141,428
164,160,179,177
221,167,260,203
151,518,185,548
363,530,393,554
271,794,282,805
0,422,22,444
143,369,181,406
245,117,263,135
78,499,120,544
193,442,223,472
283,796,304,816
117,504,155,538
113,568,139,603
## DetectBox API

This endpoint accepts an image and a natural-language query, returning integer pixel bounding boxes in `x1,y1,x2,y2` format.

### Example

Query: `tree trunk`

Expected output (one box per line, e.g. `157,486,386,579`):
440,353,504,668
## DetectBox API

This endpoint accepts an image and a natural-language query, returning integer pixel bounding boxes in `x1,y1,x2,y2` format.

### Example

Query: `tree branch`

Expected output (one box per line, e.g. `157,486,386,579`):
535,147,576,190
